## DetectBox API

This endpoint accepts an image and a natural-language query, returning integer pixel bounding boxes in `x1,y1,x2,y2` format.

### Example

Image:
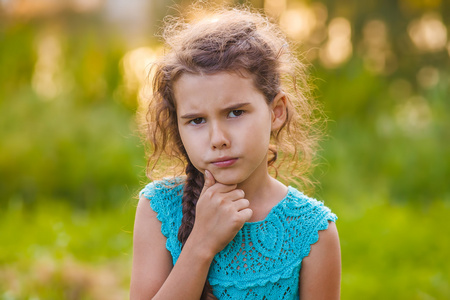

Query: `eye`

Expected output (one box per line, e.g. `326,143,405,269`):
189,117,205,125
228,110,244,118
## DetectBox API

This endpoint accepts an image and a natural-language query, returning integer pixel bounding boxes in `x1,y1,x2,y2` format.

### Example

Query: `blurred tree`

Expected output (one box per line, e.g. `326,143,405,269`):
0,0,448,209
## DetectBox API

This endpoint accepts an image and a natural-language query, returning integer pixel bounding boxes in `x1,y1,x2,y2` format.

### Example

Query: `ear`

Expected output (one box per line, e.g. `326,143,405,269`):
270,91,287,131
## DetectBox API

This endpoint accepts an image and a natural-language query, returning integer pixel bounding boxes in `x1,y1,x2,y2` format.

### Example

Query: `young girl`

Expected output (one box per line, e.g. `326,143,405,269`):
131,5,340,300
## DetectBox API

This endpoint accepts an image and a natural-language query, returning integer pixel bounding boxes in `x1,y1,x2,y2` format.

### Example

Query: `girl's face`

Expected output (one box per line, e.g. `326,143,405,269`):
174,71,285,186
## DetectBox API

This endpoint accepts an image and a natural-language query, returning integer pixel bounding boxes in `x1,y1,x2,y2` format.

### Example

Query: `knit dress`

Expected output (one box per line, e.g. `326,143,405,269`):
140,178,337,299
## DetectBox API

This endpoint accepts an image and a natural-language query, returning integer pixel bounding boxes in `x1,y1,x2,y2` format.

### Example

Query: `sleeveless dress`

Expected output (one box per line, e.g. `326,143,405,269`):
140,178,337,299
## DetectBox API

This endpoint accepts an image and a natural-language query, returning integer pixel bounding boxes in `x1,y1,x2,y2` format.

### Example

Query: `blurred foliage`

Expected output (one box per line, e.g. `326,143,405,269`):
0,201,134,299
0,0,449,299
313,59,450,205
0,14,145,209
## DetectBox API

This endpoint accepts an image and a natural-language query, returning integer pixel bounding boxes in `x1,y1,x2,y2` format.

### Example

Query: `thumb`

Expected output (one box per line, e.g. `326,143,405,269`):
202,170,216,192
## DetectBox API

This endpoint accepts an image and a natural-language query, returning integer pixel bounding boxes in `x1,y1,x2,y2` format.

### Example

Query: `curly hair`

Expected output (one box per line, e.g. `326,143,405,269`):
143,4,322,299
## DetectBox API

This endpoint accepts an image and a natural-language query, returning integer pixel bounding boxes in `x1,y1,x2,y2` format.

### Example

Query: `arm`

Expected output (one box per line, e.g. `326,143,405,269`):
130,195,214,300
130,171,252,300
299,221,341,300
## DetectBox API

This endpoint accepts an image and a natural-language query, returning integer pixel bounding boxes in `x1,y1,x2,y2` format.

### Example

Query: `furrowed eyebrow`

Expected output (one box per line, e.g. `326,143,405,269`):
179,102,250,119
180,113,202,119
222,102,250,112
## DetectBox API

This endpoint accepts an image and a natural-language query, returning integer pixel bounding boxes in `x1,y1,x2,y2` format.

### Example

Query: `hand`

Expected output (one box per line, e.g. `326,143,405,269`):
189,170,253,256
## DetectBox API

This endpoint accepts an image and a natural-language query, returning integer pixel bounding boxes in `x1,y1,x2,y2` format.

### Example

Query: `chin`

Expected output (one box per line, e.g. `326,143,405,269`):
217,179,241,185
211,172,245,186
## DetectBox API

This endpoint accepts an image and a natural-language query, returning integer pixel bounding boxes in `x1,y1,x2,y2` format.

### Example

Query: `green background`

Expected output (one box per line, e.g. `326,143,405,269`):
1,0,449,298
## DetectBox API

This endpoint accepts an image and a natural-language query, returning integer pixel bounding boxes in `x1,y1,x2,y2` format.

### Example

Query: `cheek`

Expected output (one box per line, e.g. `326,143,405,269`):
178,128,201,159
178,129,191,150
253,116,273,140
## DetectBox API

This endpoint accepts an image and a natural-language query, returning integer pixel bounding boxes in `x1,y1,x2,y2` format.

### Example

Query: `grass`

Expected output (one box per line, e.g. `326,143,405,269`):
0,198,136,300
1,195,449,299
336,200,450,299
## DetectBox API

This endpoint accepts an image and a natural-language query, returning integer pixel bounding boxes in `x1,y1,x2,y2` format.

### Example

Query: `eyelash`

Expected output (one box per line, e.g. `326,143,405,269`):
189,118,205,125
228,110,244,118
188,110,245,125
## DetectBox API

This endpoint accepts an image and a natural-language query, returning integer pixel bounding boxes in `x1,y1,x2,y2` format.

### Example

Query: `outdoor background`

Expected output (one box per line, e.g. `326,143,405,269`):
1,0,449,299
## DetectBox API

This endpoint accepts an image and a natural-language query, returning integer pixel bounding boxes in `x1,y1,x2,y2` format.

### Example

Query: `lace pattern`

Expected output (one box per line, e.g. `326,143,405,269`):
140,178,184,266
140,180,337,300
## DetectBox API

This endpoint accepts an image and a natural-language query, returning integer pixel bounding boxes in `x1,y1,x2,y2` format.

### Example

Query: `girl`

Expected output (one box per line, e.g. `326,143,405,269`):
131,5,341,300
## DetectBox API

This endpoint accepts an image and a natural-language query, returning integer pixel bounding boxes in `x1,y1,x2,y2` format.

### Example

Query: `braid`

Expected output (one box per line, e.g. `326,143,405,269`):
177,161,217,300
178,161,203,245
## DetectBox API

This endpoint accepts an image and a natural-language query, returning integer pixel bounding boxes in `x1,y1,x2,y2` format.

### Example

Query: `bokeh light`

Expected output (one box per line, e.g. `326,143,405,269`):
319,17,352,68
121,46,161,120
417,66,440,89
408,12,447,52
279,5,315,41
1,0,449,299
264,0,287,18
395,96,432,136
31,32,65,100
360,19,397,74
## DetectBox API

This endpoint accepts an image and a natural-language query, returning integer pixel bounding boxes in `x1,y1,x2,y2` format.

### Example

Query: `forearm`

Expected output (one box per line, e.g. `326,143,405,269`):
152,235,215,300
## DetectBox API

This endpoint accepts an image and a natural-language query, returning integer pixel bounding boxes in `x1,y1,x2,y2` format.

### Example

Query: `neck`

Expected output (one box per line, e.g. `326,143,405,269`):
237,173,272,203
237,170,288,222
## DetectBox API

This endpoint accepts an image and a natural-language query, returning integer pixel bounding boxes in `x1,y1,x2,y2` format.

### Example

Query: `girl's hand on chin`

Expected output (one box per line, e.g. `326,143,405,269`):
191,170,253,255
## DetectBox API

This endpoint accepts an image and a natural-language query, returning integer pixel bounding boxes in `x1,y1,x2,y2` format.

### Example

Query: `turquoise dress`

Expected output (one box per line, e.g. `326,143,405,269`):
140,178,337,299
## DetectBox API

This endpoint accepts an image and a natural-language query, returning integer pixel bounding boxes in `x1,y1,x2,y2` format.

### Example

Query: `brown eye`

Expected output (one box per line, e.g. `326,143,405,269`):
189,118,205,125
228,110,244,118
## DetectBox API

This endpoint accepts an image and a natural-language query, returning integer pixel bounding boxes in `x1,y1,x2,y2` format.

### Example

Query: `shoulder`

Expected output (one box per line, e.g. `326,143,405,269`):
140,177,185,210
139,177,185,234
140,176,185,202
131,187,176,298
283,187,339,269
299,221,341,299
285,186,338,223
139,177,185,257
285,187,341,298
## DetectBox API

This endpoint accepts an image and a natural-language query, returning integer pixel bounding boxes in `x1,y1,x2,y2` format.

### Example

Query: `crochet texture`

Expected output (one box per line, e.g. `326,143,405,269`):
140,178,337,299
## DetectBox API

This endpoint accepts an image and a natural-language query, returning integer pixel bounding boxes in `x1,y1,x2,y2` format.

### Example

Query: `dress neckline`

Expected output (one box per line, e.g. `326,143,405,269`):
243,186,294,226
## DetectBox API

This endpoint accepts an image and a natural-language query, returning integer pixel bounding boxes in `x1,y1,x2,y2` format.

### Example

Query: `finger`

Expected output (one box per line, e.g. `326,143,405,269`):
201,170,216,193
200,170,235,196
237,208,253,222
220,188,244,200
233,198,250,211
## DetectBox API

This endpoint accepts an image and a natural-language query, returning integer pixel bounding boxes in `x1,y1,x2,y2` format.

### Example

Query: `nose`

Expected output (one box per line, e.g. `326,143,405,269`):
210,121,230,150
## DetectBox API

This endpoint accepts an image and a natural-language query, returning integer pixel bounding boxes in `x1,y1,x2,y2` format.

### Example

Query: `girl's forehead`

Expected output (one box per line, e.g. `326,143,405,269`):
174,71,256,95
173,71,266,110
176,70,252,84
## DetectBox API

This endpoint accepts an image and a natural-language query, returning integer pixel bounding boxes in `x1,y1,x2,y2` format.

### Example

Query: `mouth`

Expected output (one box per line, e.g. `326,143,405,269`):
211,157,238,168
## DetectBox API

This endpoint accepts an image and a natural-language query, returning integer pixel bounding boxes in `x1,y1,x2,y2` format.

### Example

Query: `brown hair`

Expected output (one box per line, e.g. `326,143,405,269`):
144,5,322,299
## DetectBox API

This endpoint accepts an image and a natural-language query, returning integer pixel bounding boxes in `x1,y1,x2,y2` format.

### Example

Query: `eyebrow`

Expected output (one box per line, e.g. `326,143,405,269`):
180,102,250,119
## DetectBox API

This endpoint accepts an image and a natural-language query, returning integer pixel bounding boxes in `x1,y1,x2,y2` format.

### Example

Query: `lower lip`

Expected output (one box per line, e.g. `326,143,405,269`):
212,158,238,168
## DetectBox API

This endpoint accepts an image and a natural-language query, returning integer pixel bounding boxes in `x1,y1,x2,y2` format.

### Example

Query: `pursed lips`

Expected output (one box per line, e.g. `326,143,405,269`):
211,157,238,167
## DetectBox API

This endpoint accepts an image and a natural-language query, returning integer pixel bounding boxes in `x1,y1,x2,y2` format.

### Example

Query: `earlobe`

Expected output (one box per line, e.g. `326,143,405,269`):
271,92,287,131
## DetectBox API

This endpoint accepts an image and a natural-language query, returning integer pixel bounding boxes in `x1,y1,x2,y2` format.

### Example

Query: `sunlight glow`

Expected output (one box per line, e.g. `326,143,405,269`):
279,6,315,41
264,0,287,18
5,0,62,17
31,33,65,100
408,13,447,52
70,0,103,13
121,47,160,117
320,17,352,68
1,0,102,16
